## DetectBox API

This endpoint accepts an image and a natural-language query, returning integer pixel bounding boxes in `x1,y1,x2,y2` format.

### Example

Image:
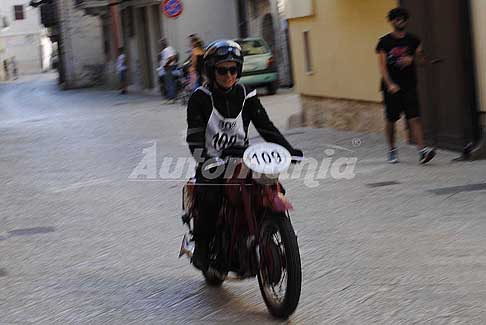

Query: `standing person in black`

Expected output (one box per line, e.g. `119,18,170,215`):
376,8,436,164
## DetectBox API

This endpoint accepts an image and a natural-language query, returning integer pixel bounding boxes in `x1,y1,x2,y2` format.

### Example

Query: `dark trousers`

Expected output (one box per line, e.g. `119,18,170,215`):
158,76,165,96
193,168,223,243
164,66,176,100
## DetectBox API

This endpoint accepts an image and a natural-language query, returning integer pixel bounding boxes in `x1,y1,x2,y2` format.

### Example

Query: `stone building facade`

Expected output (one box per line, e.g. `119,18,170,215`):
57,0,105,88
0,0,51,76
244,0,292,86
35,0,104,89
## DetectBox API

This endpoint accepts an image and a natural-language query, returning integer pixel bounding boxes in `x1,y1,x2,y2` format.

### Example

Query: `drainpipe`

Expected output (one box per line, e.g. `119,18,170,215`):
460,0,485,160
237,0,248,38
269,0,287,86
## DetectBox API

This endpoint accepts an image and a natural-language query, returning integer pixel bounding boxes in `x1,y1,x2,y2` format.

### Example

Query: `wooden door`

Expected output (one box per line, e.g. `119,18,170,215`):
400,0,478,151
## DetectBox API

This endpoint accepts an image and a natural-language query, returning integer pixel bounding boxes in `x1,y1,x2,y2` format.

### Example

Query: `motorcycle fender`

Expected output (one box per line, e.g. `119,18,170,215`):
271,192,293,212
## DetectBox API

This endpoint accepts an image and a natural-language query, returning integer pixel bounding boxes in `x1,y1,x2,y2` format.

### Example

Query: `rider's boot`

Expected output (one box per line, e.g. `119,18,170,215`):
192,239,209,272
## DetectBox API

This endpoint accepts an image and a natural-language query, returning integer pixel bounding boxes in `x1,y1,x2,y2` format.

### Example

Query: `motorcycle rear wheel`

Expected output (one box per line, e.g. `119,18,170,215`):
257,214,302,319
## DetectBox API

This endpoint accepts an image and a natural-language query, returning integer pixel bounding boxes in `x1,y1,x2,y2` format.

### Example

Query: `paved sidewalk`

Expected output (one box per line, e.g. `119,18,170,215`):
281,127,486,324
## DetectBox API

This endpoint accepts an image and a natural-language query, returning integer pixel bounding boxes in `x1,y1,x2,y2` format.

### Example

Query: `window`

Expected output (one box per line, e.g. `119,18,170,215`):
14,5,24,20
235,39,270,56
303,31,313,73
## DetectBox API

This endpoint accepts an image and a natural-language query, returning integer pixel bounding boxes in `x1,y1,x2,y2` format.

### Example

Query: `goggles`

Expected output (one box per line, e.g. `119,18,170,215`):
214,46,242,58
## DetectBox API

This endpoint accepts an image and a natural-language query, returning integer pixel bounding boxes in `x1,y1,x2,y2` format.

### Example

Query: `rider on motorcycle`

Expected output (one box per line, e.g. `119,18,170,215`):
186,40,303,272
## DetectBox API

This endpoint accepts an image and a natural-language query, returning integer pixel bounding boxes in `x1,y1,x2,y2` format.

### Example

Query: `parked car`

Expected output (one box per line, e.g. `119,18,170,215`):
234,38,279,95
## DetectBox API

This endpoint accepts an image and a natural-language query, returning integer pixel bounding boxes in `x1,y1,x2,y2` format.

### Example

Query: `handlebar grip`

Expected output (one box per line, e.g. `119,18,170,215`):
291,156,305,164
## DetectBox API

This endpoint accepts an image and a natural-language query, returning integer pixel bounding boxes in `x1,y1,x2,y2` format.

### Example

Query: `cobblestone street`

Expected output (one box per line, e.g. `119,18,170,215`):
1,74,486,324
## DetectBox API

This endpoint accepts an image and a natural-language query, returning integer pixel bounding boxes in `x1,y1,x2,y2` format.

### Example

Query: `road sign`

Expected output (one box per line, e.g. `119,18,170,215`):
162,0,183,19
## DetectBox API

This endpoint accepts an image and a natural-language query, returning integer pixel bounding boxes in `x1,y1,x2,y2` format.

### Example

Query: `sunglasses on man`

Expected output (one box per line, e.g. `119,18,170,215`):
394,16,408,22
215,66,239,76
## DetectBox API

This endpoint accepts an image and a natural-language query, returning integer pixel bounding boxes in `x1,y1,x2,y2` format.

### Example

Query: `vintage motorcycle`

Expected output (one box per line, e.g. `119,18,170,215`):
179,143,302,319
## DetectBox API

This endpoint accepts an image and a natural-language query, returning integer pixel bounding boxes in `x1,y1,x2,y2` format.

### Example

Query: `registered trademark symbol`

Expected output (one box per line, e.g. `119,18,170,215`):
352,138,362,147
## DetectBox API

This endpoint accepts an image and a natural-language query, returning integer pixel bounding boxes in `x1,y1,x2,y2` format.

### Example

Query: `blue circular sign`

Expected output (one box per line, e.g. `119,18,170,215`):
162,0,183,18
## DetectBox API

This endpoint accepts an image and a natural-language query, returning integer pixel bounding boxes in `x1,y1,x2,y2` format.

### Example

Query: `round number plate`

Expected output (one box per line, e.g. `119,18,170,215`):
243,143,291,175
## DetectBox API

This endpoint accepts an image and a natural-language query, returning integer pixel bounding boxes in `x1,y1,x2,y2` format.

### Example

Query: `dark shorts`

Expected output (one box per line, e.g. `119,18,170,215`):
383,88,421,122
119,70,127,83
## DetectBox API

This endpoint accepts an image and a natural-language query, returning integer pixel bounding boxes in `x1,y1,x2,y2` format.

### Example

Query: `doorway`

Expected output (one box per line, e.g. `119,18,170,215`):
400,0,479,151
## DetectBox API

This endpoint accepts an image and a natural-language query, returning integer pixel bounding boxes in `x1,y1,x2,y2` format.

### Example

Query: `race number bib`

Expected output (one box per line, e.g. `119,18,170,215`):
212,132,237,152
243,143,291,175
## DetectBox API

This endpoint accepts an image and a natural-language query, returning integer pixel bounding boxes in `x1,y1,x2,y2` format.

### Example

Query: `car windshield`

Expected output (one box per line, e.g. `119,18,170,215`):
235,39,269,56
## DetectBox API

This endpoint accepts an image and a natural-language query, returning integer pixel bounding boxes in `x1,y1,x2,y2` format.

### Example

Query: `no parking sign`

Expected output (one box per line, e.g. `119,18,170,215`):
161,0,184,19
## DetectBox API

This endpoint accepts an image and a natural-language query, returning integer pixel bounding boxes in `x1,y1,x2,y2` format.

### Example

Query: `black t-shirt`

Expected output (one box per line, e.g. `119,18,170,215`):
376,33,421,90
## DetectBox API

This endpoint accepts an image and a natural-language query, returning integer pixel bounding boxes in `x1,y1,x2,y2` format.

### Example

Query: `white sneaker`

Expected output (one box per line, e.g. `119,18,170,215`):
419,147,436,164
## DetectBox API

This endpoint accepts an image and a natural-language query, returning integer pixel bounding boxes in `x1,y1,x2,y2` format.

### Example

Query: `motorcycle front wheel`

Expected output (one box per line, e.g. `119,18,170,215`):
203,237,227,287
203,268,226,287
257,214,302,319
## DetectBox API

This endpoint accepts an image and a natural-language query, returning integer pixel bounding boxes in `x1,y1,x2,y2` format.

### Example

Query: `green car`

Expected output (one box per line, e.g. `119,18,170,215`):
235,38,279,95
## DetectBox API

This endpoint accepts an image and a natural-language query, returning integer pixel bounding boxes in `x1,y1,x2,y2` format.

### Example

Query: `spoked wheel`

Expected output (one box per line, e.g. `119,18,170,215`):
257,214,302,319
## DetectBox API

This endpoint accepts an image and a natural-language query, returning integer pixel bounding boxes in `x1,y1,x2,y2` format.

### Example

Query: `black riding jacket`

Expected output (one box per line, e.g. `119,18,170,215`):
186,83,297,159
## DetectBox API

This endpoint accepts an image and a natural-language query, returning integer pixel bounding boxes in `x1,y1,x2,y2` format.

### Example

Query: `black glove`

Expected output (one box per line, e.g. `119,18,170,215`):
221,145,248,158
290,148,303,158
290,148,304,164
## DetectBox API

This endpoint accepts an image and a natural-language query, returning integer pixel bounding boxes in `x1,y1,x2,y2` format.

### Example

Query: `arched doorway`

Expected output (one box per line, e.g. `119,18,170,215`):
261,13,275,51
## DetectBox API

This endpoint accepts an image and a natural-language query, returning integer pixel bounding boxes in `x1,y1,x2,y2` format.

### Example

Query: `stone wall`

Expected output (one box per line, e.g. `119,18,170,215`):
0,0,48,76
58,0,105,89
300,95,408,140
246,0,292,86
0,33,44,75
247,0,271,37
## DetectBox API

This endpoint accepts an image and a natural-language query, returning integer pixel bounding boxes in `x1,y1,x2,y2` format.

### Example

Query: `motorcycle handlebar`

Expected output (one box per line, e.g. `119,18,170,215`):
221,146,247,159
291,156,305,164
203,155,304,172
221,146,304,162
